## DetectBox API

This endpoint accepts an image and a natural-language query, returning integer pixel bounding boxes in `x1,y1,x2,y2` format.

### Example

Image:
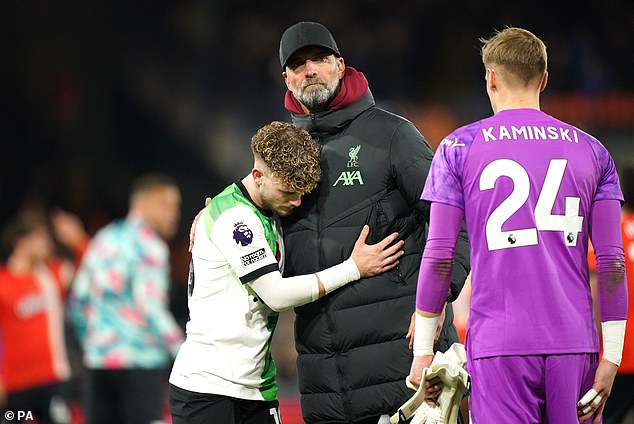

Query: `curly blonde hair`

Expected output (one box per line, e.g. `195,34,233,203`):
251,121,321,194
481,27,547,88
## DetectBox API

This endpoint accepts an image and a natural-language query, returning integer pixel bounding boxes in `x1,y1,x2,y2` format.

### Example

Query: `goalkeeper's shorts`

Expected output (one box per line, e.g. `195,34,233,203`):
467,352,598,423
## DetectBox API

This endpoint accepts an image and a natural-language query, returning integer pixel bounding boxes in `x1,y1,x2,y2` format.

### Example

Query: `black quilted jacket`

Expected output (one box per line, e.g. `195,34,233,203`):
281,90,470,423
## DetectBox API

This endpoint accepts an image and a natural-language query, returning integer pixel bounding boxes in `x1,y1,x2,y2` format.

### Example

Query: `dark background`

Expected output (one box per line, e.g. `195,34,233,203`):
2,0,633,232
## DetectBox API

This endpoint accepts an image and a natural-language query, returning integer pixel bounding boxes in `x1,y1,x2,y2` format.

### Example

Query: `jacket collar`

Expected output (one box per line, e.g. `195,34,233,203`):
290,89,375,136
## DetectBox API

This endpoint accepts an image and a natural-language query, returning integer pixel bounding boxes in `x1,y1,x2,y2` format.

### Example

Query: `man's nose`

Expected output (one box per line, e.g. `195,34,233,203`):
289,196,302,208
304,60,319,75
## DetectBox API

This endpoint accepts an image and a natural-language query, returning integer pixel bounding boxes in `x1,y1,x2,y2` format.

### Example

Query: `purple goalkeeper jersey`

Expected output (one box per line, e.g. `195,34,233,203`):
422,108,623,359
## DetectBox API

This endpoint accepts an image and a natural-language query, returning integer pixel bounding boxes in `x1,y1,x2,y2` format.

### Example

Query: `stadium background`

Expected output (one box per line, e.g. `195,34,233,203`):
2,1,633,422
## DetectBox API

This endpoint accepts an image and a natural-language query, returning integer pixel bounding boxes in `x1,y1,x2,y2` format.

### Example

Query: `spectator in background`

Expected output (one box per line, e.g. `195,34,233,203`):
277,22,470,424
0,207,88,424
69,173,184,424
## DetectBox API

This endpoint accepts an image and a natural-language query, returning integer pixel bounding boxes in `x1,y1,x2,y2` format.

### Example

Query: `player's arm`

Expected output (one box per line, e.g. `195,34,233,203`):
409,202,464,390
392,122,470,305
591,200,627,361
578,199,627,422
248,225,404,312
449,222,470,302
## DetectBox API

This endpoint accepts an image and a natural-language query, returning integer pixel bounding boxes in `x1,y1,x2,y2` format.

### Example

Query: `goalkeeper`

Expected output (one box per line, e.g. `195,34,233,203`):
409,27,627,424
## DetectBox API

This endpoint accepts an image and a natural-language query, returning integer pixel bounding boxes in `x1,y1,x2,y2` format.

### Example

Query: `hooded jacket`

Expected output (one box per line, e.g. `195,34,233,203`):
281,68,470,423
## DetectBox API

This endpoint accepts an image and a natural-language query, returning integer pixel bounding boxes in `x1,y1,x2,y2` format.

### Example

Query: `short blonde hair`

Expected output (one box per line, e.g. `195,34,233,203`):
480,27,547,88
251,121,321,194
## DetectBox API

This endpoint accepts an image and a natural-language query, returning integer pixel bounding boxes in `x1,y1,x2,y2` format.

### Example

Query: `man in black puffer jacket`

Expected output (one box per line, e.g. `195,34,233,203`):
278,22,471,424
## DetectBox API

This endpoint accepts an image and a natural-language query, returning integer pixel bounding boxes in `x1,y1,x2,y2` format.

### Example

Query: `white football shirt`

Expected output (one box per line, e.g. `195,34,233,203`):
169,182,284,401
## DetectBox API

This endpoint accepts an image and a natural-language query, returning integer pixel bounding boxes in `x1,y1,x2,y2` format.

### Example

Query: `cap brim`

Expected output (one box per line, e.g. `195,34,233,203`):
283,44,340,69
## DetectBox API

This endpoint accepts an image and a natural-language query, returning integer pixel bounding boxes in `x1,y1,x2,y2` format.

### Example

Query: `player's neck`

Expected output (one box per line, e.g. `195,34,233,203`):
242,175,265,210
492,89,541,114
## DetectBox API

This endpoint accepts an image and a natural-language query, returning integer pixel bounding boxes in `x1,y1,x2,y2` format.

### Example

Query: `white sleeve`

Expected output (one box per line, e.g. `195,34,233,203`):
210,206,279,283
249,258,361,312
249,271,320,312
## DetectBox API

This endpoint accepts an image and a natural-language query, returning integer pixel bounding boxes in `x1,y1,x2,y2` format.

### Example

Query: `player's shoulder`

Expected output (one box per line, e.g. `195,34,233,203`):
208,184,253,219
575,126,607,150
205,203,266,254
208,199,263,240
438,120,484,150
540,112,603,145
211,203,257,225
548,114,612,163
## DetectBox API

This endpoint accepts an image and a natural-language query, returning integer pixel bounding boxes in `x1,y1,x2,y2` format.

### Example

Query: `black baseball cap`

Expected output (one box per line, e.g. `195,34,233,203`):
279,22,340,69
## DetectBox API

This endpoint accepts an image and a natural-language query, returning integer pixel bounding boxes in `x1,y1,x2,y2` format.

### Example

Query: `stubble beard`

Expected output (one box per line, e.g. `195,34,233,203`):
292,78,340,113
261,193,292,217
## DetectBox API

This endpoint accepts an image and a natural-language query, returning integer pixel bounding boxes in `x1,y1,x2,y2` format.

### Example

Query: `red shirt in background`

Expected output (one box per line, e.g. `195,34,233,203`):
0,260,73,391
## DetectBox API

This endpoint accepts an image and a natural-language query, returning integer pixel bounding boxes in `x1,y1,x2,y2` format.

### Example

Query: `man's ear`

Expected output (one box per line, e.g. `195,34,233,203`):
486,67,497,92
539,71,548,93
337,57,345,79
252,167,264,187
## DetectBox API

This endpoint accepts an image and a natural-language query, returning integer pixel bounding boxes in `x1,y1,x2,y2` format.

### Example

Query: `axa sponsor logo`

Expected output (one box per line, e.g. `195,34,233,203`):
333,170,364,186
334,145,364,186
